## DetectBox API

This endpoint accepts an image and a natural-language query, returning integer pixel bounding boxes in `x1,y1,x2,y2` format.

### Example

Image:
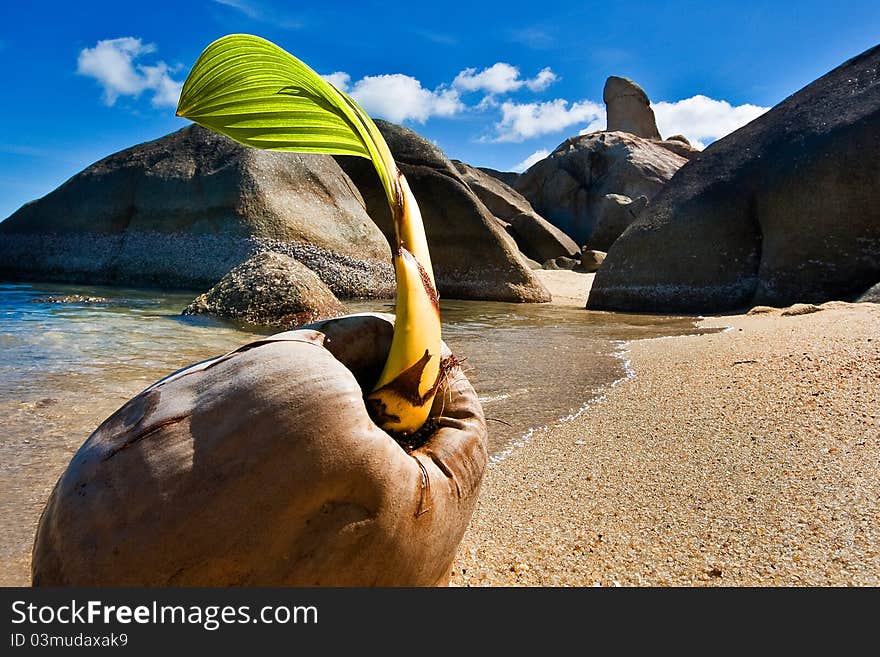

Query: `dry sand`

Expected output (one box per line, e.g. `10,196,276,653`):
533,269,594,307
6,264,877,587
451,299,880,586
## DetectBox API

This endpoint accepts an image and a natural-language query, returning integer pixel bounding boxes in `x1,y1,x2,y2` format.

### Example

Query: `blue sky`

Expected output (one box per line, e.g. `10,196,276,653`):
1,0,878,219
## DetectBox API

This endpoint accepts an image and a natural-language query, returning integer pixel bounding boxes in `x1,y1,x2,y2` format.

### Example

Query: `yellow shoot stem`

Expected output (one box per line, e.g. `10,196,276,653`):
366,171,442,435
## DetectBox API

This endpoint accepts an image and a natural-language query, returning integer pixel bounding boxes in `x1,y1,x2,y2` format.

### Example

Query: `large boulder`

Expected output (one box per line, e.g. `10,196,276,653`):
579,249,606,273
603,76,662,140
183,251,346,328
452,160,535,220
507,213,580,263
589,44,880,313
475,166,520,188
452,160,580,262
603,77,701,159
337,121,549,302
0,125,394,298
590,194,649,252
515,131,687,247
655,137,701,160
855,282,880,303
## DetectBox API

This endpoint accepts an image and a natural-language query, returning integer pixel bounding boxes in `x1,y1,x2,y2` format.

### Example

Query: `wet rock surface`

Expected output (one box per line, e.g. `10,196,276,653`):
183,251,346,328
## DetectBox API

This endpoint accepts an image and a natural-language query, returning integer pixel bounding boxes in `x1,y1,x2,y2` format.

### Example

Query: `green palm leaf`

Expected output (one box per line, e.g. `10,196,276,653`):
177,33,400,212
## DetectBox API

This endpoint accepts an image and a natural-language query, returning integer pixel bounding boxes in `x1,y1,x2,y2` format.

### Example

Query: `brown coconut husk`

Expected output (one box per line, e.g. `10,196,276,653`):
31,313,487,586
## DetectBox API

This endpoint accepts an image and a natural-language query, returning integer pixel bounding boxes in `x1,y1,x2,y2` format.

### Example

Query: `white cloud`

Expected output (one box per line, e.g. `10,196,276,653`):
76,37,182,108
652,95,769,149
454,63,521,94
140,63,183,107
476,95,500,111
491,99,604,142
321,71,351,92
453,63,558,95
512,149,550,172
348,74,463,123
319,60,559,127
76,38,154,104
526,68,557,92
578,111,607,136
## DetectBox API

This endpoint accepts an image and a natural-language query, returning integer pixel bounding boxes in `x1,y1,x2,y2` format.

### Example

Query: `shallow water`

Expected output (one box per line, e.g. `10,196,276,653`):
0,281,705,584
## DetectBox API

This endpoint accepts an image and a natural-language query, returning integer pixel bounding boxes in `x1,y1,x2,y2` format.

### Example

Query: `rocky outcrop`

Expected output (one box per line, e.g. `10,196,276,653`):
0,125,394,298
475,166,520,188
604,76,662,140
505,76,698,248
452,161,579,262
515,131,687,248
452,160,534,220
30,295,112,304
603,77,701,159
588,44,880,313
183,251,346,328
590,194,649,252
337,121,549,302
507,213,580,262
542,256,579,271
655,138,701,160
579,249,606,273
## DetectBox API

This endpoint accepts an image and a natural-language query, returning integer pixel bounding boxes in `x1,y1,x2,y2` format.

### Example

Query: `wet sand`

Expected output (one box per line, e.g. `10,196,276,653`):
4,279,687,586
5,275,876,587
451,300,880,586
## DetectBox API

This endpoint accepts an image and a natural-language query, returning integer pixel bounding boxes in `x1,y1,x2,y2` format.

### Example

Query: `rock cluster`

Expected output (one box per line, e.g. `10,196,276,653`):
337,121,550,302
515,131,687,249
453,161,580,263
589,43,880,312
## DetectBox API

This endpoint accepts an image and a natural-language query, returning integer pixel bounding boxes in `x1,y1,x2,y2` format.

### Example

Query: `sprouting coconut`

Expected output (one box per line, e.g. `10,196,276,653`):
31,35,487,586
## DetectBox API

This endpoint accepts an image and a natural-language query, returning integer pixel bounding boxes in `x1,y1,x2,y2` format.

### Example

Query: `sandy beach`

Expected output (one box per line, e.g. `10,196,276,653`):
451,275,880,586
533,269,594,307
4,270,877,587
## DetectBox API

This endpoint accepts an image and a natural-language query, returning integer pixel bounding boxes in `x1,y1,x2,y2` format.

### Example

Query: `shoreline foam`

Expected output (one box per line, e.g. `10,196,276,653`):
488,339,639,467
451,301,880,586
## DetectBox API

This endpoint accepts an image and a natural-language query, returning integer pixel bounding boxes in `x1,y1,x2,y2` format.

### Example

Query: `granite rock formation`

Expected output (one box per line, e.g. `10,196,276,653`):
337,121,550,302
515,131,687,248
0,125,394,298
603,76,662,140
589,44,880,312
183,251,346,328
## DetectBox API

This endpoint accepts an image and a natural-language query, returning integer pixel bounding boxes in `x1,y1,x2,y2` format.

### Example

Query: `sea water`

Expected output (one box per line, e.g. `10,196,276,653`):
0,282,704,584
